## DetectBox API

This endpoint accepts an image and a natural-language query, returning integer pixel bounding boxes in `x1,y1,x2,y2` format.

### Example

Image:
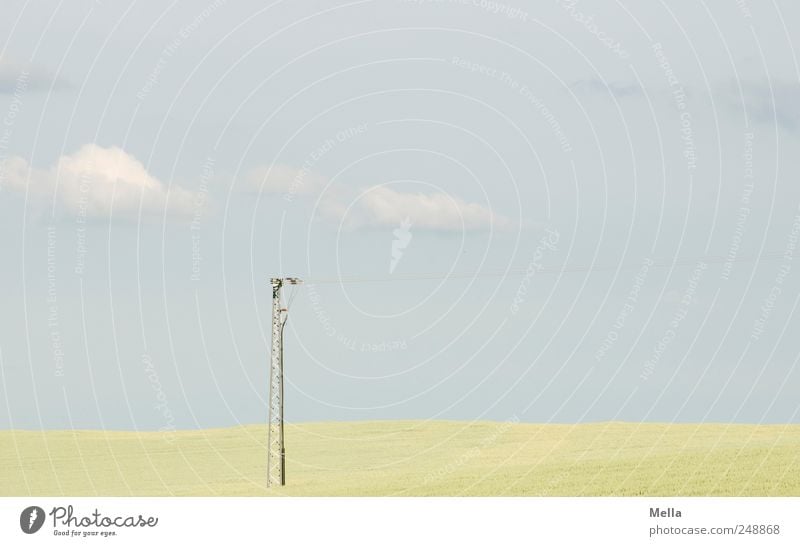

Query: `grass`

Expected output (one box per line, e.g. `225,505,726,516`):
1,421,799,496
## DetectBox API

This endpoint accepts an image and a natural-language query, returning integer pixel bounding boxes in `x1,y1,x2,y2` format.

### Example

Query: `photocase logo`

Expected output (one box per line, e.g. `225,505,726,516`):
20,506,45,534
390,217,413,274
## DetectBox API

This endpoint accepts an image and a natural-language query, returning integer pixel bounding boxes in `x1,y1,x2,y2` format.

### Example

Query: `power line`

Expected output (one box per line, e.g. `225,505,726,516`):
303,251,785,285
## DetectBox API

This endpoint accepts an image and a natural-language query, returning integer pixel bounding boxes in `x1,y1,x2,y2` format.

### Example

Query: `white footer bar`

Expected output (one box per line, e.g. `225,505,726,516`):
1,497,797,545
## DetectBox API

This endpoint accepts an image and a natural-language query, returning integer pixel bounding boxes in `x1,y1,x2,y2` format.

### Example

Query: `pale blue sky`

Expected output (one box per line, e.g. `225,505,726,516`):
1,0,800,430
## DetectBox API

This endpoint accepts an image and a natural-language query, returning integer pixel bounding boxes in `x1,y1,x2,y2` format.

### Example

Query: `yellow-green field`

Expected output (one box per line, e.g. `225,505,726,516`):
2,421,799,496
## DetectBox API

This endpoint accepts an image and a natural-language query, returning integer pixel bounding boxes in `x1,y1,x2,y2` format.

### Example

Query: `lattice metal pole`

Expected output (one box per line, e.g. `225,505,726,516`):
267,277,301,487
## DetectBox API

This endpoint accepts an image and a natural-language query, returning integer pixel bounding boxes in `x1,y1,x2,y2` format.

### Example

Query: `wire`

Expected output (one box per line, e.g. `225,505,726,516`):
302,251,786,285
285,282,301,311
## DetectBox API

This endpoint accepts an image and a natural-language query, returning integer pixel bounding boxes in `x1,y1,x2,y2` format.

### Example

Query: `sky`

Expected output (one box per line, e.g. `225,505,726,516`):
1,0,800,430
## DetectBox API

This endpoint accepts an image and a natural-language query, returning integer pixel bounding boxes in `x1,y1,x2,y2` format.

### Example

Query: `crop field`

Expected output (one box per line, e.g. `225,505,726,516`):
1,421,799,496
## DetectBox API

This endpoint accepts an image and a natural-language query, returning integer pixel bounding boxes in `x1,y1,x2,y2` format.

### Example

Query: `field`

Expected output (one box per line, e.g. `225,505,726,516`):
1,421,799,496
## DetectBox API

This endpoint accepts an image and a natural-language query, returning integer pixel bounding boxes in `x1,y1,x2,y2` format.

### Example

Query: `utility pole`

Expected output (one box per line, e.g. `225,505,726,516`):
268,277,302,487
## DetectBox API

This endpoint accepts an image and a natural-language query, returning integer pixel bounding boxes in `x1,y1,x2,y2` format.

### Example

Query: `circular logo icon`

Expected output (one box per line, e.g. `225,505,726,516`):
20,506,45,534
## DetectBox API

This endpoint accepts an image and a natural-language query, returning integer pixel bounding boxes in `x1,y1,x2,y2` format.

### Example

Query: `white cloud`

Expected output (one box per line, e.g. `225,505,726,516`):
330,186,512,232
241,164,513,232
242,161,511,232
1,144,197,218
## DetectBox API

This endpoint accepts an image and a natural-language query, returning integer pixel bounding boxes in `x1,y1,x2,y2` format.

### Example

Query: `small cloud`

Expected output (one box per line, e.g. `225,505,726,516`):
1,144,198,219
732,81,800,134
573,78,642,99
0,56,68,94
242,163,513,233
335,185,512,232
